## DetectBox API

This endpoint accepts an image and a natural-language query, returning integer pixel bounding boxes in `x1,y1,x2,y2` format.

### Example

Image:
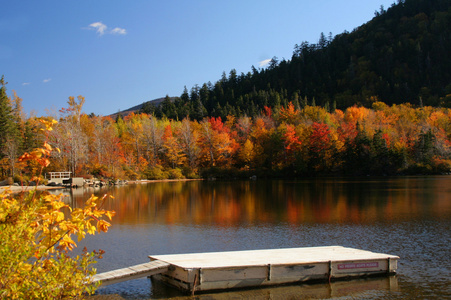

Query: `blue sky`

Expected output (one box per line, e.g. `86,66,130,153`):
1,0,396,116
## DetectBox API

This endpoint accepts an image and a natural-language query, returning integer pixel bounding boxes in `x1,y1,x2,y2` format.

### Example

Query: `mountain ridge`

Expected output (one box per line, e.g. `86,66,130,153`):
108,97,175,118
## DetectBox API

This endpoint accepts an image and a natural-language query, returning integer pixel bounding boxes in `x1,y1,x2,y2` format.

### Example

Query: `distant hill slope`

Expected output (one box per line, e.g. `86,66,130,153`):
108,97,174,118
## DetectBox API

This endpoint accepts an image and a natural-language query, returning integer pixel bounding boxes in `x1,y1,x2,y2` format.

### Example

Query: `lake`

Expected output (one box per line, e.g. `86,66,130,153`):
65,176,451,299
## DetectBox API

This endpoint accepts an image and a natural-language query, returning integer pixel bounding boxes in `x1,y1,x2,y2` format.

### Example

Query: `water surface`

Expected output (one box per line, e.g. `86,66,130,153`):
66,177,451,299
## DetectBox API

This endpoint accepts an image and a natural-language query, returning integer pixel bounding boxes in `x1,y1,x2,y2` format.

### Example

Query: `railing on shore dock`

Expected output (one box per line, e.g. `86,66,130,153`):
46,172,72,180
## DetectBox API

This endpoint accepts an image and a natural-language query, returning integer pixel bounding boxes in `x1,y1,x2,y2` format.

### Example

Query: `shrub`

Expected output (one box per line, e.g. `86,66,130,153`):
13,175,30,185
167,168,185,179
123,167,139,180
200,166,242,179
431,158,451,174
144,165,168,180
403,162,433,175
87,163,108,178
182,167,200,179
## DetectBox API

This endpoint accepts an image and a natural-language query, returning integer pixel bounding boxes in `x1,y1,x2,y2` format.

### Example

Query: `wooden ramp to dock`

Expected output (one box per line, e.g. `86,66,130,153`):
91,260,170,286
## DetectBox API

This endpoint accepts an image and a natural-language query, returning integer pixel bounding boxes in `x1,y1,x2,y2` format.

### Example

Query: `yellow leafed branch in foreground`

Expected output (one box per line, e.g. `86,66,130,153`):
0,118,115,299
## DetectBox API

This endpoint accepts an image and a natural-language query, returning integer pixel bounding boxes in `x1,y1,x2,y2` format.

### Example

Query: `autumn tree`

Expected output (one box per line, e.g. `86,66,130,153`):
66,95,85,124
199,117,235,167
1,139,20,178
123,113,145,170
88,116,122,178
249,117,274,171
236,116,252,142
238,139,256,170
178,118,200,171
278,102,300,125
308,122,333,173
141,115,164,167
0,118,115,299
283,124,303,169
162,124,185,169
50,118,88,176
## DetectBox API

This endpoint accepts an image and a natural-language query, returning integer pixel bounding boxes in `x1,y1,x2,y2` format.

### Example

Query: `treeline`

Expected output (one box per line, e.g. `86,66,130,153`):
141,0,451,120
2,90,451,181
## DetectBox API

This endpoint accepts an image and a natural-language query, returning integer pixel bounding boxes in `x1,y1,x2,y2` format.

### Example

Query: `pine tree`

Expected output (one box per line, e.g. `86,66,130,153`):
0,76,24,177
181,86,190,103
0,76,18,158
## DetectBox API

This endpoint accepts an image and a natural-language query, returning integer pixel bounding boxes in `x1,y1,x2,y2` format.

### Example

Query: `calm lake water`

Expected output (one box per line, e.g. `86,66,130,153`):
65,176,451,299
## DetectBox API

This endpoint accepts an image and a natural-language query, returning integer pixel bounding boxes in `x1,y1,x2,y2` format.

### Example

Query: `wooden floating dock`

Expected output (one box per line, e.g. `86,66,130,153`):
92,246,399,294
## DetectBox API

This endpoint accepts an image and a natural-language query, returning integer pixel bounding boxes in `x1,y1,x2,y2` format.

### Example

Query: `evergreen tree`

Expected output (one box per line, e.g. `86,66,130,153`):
199,83,211,111
292,91,301,110
324,101,329,112
311,97,316,107
140,101,156,115
161,95,177,119
181,86,190,103
193,97,207,120
0,76,18,158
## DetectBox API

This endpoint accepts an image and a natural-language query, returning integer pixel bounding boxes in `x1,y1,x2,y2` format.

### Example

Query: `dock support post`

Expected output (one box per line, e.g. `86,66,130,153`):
192,273,198,296
267,264,271,281
328,260,332,283
192,268,201,296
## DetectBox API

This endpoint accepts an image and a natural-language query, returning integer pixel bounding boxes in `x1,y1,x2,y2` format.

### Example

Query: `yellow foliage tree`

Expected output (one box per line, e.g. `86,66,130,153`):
0,118,115,299
238,139,255,170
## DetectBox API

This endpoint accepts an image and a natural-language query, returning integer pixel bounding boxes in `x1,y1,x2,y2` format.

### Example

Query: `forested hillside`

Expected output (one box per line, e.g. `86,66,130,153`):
141,0,451,120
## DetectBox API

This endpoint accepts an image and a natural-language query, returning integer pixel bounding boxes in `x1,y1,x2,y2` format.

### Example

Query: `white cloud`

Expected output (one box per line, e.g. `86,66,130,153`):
22,82,30,86
88,22,107,35
85,22,127,36
111,27,127,35
259,59,271,67
43,78,51,83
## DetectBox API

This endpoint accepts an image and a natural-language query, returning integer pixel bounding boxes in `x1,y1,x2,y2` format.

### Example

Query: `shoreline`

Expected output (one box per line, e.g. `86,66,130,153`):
0,185,65,194
0,178,204,194
127,178,203,184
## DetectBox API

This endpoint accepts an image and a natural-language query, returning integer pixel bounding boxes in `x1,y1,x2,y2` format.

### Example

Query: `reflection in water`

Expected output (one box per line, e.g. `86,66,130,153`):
206,277,394,299
93,272,399,300
70,177,451,226
68,177,451,299
149,276,399,300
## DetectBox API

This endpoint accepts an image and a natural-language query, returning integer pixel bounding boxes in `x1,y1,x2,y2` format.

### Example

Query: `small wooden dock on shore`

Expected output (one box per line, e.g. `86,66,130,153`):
92,246,399,294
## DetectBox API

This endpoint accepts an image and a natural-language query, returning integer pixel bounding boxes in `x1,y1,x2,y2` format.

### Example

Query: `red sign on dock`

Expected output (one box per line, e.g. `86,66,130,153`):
338,262,379,270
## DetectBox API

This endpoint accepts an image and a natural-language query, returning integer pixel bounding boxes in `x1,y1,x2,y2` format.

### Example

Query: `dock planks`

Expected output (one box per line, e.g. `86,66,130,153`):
149,246,398,268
